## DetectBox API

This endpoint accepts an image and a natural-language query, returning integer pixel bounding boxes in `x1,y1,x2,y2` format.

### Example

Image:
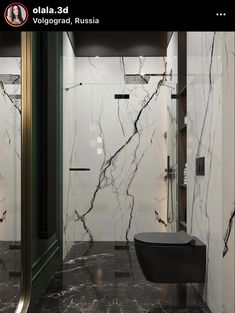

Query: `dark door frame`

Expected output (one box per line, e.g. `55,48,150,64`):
16,32,63,313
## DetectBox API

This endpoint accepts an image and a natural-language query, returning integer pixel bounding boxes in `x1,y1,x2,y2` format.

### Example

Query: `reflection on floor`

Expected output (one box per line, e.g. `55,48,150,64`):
0,241,21,313
32,242,211,313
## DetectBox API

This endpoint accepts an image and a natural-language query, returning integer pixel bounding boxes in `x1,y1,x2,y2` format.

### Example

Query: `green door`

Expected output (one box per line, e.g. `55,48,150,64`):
19,32,63,312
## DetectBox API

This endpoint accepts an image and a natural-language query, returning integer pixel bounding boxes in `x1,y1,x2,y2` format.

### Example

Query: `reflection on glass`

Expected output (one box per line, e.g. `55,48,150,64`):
0,32,21,312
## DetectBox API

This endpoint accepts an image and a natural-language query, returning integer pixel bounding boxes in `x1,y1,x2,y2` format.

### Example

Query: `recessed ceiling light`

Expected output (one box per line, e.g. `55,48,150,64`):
95,56,100,58
97,148,103,155
97,136,103,143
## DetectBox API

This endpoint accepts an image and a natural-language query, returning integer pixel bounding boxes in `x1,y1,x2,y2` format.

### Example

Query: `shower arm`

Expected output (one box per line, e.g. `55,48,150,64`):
64,73,173,91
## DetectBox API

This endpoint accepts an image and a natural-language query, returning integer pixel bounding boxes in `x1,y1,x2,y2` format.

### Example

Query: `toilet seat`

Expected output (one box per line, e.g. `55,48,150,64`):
134,231,195,246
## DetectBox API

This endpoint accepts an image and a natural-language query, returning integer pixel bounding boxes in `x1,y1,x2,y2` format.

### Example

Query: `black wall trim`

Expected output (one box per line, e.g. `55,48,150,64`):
69,168,90,171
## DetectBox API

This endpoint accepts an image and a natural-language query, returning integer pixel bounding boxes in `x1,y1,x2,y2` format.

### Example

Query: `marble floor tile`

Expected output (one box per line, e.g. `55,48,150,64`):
0,241,21,313
32,241,211,313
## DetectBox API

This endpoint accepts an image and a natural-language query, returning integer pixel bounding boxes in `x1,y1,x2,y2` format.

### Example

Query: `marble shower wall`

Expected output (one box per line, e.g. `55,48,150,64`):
166,32,178,232
63,33,77,255
0,57,21,241
187,32,235,313
222,32,235,313
63,33,170,256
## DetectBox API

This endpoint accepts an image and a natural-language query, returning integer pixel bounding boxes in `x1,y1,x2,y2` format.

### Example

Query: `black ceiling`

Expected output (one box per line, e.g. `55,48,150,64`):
68,31,168,57
0,32,21,57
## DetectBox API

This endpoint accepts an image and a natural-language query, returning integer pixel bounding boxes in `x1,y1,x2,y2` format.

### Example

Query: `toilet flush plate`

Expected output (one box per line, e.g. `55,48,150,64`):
196,157,205,176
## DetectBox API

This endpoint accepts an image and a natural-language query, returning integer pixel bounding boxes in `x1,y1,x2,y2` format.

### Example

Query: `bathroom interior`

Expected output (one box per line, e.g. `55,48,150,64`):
0,31,234,313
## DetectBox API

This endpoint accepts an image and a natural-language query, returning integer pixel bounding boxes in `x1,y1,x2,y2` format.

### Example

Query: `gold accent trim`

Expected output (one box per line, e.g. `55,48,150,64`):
15,32,32,313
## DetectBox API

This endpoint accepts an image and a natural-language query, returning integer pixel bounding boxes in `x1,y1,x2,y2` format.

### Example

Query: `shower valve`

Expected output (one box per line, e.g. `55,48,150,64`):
164,155,174,180
164,168,174,180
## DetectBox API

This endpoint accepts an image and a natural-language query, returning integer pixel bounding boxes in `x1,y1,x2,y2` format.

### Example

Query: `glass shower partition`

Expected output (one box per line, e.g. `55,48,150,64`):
63,55,174,256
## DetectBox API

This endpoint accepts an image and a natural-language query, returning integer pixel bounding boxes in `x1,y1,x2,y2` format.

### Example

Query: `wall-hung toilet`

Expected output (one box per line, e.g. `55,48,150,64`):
134,231,206,283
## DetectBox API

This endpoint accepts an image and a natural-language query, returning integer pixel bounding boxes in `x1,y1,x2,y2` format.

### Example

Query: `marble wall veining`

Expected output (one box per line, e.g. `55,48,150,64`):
0,57,21,241
63,33,171,256
63,32,234,312
63,33,77,256
166,32,178,232
187,32,235,313
222,32,235,313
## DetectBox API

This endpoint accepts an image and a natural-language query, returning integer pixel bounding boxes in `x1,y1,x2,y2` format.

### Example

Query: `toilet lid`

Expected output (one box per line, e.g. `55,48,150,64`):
134,231,195,245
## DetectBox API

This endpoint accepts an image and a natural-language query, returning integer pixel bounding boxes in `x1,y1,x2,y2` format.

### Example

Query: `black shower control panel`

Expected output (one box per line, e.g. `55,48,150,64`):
196,157,205,176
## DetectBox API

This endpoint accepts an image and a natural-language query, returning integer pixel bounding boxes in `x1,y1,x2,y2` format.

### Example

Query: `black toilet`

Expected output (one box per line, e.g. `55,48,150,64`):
134,231,206,283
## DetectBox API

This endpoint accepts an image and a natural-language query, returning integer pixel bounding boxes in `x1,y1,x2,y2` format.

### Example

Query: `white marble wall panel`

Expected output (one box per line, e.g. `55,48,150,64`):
63,34,170,256
222,32,235,313
0,57,21,241
63,33,78,256
166,32,178,232
187,32,235,313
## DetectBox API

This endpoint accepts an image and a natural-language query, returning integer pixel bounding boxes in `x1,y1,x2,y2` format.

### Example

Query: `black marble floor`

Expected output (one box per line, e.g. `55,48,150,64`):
32,242,211,313
0,241,21,312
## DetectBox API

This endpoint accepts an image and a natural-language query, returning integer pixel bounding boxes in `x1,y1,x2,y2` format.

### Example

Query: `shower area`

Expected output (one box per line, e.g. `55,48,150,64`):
63,40,177,255
56,32,207,313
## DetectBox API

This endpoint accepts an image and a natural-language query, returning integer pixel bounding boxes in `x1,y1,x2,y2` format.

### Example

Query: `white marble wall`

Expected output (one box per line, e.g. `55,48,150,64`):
0,57,21,241
187,32,235,313
222,32,235,313
166,32,178,232
63,33,170,256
